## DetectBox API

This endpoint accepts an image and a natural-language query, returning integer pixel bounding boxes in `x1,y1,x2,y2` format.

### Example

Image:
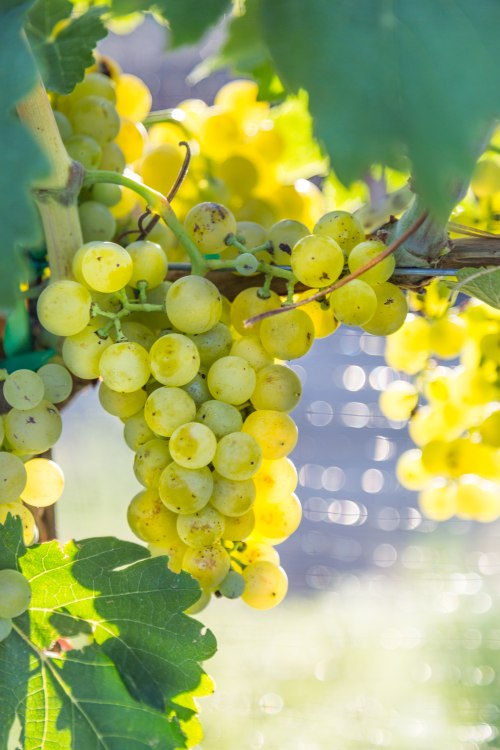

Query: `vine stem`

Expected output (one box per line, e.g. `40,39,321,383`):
16,75,83,281
244,211,429,328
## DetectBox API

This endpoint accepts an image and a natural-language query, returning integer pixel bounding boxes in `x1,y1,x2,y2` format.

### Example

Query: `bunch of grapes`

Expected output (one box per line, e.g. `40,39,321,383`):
0,363,72,543
380,281,500,522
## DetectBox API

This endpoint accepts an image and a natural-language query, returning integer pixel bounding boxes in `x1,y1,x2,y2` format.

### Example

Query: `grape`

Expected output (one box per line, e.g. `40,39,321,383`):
253,492,302,541
217,570,245,599
291,234,344,287
149,333,200,387
479,410,500,447
184,589,211,615
214,78,260,113
235,221,268,250
0,618,12,642
207,356,256,405
0,569,31,618
0,503,36,545
222,508,255,540
199,110,240,160
120,321,156,351
37,363,73,404
455,481,500,522
62,326,112,380
253,458,298,503
70,95,120,144
99,342,150,393
217,154,259,198
133,439,172,488
429,315,466,358
233,252,260,275
126,240,168,289
242,410,298,460
418,481,457,521
210,472,256,516
64,134,102,169
182,543,231,590
37,280,91,336
139,144,185,197
379,380,419,421
295,290,339,338
159,463,213,514
90,183,122,208
330,279,377,326
241,561,288,610
20,458,64,507
115,73,152,122
347,239,395,284
166,276,222,334
144,387,196,437
314,210,365,255
195,400,243,439
230,335,274,371
3,370,44,410
396,449,433,491
78,201,117,243
68,72,117,106
169,422,217,469
148,539,187,575
212,432,262,481
5,401,62,454
115,118,147,163
251,364,302,412
231,540,280,567
100,142,126,172
0,452,27,503
230,287,281,336
182,371,211,408
384,314,431,374
77,241,133,293
177,505,225,547
184,202,237,254
259,308,315,360
146,220,177,255
268,219,309,265
361,282,408,336
127,488,180,545
123,411,156,451
188,323,233,368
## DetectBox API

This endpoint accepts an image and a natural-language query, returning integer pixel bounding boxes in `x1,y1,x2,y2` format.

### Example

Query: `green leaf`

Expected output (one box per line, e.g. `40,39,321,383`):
260,0,500,218
0,520,216,748
0,1,49,316
455,267,500,309
3,300,32,357
156,0,231,48
271,92,328,181
25,0,108,95
0,348,56,373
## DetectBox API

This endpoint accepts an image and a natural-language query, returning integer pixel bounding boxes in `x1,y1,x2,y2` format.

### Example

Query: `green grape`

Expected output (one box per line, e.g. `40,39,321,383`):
347,239,395,284
207,356,256,405
0,569,31,618
235,221,268,250
166,276,222,334
0,502,36,545
77,241,133,293
313,210,365,255
250,364,301,412
177,505,225,547
230,335,274,371
67,72,117,106
361,282,408,336
231,539,280,567
127,488,181,545
70,95,120,144
115,73,152,122
159,463,213,514
268,219,309,265
330,279,377,326
37,280,91,337
149,333,200,387
210,472,256,516
37,363,73,404
291,234,344,287
146,220,177,254
233,253,260,275
100,142,126,172
182,543,231,590
169,422,217,469
253,492,302,541
119,321,156,351
242,409,298,460
3,369,44,410
144,387,196,437
418,481,457,521
148,539,188,575
195,400,243,439
123,410,156,451
126,240,168,289
188,323,233,368
259,308,315,360
0,417,4,448
241,561,288,610
253,458,298,503
54,110,72,140
429,315,466,358
379,380,419,421
62,326,112,379
5,401,62,454
217,570,245,599
99,341,150,393
0,618,12,642
184,202,237,254
20,458,64,508
295,290,339,339
212,432,262,481
0,452,27,503
133,439,172,488
480,409,500,447
222,508,255,541
230,287,281,336
64,134,102,169
78,201,117,243
396,449,433,490
182,371,211,408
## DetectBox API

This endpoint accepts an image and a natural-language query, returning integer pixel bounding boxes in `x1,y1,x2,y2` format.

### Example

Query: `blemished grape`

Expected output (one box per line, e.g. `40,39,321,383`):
184,201,237,254
37,363,73,404
4,401,62,454
210,472,256,516
195,400,243,439
314,210,365,255
329,279,377,326
268,219,309,265
149,333,200,387
77,240,133,293
127,488,180,545
348,239,395,284
207,356,256,405
78,201,117,243
230,287,281,336
212,432,262,481
231,540,280,568
177,505,225,547
217,570,245,599
3,370,44,411
361,282,408,336
0,569,31,618
259,308,315,360
166,276,222,334
233,252,260,275
169,422,217,469
37,280,91,337
133,439,172,488
241,561,288,610
182,543,231,590
62,326,112,380
291,234,344,287
0,502,36,545
148,538,188,575
126,240,168,289
99,341,150,393
0,452,27,503
242,409,298,460
144,387,196,437
20,458,64,507
159,463,213,514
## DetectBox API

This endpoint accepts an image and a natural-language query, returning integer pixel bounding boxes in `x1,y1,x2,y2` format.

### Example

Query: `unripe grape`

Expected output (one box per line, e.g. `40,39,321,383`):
0,569,31,618
330,279,377,326
217,570,245,599
348,239,395,284
361,282,408,336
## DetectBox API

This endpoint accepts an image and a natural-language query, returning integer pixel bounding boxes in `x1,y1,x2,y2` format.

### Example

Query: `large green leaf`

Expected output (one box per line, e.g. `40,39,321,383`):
260,0,500,218
0,516,216,749
157,0,231,47
0,1,49,316
454,267,500,309
25,0,108,95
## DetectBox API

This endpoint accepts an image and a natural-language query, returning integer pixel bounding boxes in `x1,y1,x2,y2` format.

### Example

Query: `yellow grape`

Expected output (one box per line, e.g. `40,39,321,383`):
259,308,315,360
231,287,281,336
418,481,458,521
168,422,217,469
177,505,225,547
313,210,365,255
166,276,222,334
0,452,27,503
62,326,112,380
222,508,255,541
78,241,133,293
133,439,172,488
207,356,256,405
347,239,395,284
361,282,408,336
182,543,231,589
251,363,302,412
212,432,262,481
37,280,91,336
295,290,339,339
159,463,213,514
0,502,36,545
242,409,298,460
379,380,419,421
395,449,433,490
241,561,288,610
252,458,298,503
115,118,147,162
99,341,150,393
149,333,200,387
115,73,152,122
291,234,344,288
126,240,168,289
253,493,302,541
144,387,196,437
210,472,256,517
329,279,377,326
20,458,64,507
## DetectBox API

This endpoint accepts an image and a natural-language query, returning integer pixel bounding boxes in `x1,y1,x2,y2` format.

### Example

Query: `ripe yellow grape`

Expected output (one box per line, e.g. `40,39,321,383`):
5,401,62,455
199,110,241,160
222,508,255,541
148,539,187,575
177,505,225,547
115,73,152,122
124,240,168,289
78,241,133,293
384,314,431,374
182,543,231,589
210,472,256,517
251,363,302,412
231,287,281,336
133,439,172,488
395,449,433,490
127,488,180,544
241,561,288,610
0,452,27,503
37,363,73,404
139,143,185,197
295,290,339,338
37,280,92,336
242,410,298,460
291,234,344,287
20,458,64,507
379,380,419,421
455,481,500,522
252,458,298,503
99,341,150,393
166,276,222,334
207,355,256,405
115,118,147,162
188,323,233,368
231,540,280,567
313,210,365,255
184,201,237,254
418,481,458,521
253,493,302,541
3,370,44,411
259,308,315,360
62,326,112,380
428,315,466,358
120,321,156,351
212,432,262,481
348,239,395,284
144,387,196,437
330,279,378,326
361,282,408,336
159,463,213,514
149,333,200,387
168,422,217,469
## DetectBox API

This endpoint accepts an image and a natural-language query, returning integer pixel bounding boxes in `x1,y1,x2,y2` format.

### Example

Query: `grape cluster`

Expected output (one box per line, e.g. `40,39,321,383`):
0,568,31,642
0,364,71,542
381,281,500,522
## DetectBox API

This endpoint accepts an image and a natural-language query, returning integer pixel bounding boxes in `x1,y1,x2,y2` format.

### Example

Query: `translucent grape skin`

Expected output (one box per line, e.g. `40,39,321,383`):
184,201,237,254
241,561,288,610
3,370,44,411
0,569,32,618
37,280,91,337
166,276,222,334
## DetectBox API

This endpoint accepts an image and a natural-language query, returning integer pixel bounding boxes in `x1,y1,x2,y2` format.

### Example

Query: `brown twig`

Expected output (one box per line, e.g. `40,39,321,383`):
167,141,191,202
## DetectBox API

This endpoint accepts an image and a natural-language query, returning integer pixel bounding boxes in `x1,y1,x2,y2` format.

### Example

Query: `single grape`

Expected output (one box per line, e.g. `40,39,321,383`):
3,370,44,411
234,252,260,275
418,481,457,521
78,201,117,243
216,154,259,198
184,202,237,254
361,282,408,336
182,543,231,590
78,241,133,293
115,73,152,122
268,219,309,265
195,400,243,439
253,492,302,541
0,452,27,503
295,290,339,338
252,458,298,503
177,505,225,547
207,356,256,405
67,72,116,106
99,342,150,393
379,381,419,421
0,502,36,545
182,371,211,409
37,280,91,337
123,410,156,452
241,561,288,610
20,458,64,507
127,488,181,545
70,95,120,144
210,472,256,517
149,333,200,387
231,540,280,567
169,422,217,469
188,323,233,368
159,463,213,514
166,276,222,334
0,618,12,642
329,279,377,326
144,387,196,437
347,239,395,284
119,321,156,351
0,569,31,618
217,570,245,599
251,364,302,412
242,410,298,460
222,508,255,541
37,363,73,404
429,315,466,358
133,439,172,488
259,308,315,360
5,401,62,454
230,287,281,336
230,335,274,371
314,210,365,255
62,326,112,380
396,449,433,490
100,142,126,172
291,234,344,287
64,134,102,169
115,118,147,163
126,240,168,289
212,432,262,481
139,143,185,197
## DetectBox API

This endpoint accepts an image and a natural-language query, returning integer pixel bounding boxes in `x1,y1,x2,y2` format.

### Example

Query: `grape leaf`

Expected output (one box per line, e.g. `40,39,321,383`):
260,0,500,218
25,0,108,95
0,517,216,749
0,1,49,317
3,300,32,357
455,267,500,309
